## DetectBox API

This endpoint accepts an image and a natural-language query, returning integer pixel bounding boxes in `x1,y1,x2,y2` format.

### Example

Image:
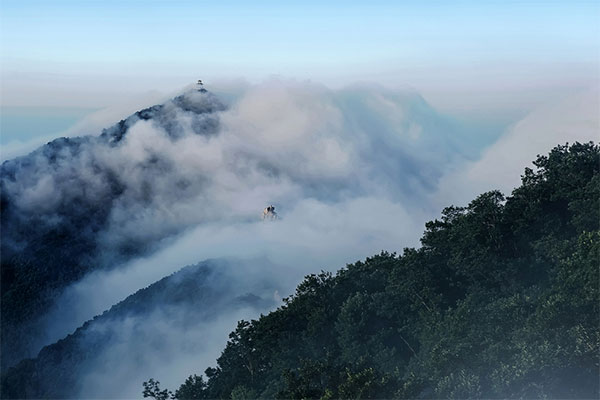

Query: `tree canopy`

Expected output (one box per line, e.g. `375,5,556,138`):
144,142,599,399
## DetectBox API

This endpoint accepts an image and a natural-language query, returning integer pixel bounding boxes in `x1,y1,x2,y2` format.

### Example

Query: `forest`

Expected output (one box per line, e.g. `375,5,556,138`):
143,142,599,399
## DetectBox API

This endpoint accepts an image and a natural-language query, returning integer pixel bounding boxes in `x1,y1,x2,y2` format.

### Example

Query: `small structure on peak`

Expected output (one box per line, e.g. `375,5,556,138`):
196,79,206,92
262,205,278,221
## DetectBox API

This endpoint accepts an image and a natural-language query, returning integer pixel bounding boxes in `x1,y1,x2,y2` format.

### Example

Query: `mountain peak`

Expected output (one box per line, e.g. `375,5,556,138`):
100,88,227,144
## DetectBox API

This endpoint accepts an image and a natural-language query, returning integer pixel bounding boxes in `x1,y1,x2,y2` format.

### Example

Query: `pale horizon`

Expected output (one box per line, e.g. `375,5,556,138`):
1,1,598,112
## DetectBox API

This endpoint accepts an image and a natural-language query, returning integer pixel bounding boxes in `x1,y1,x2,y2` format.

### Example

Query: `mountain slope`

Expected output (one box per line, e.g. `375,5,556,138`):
0,258,277,399
0,89,227,369
0,83,470,371
156,142,599,399
1,82,530,395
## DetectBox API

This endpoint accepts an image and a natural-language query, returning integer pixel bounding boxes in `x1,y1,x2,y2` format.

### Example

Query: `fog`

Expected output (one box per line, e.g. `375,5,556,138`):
2,80,465,270
434,87,600,208
2,79,597,397
74,258,282,398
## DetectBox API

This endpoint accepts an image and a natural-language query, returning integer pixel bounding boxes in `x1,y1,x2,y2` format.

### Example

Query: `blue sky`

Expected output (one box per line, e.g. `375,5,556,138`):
1,1,598,107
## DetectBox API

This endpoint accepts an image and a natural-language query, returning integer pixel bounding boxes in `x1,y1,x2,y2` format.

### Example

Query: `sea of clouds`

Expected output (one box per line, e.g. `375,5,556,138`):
2,79,597,397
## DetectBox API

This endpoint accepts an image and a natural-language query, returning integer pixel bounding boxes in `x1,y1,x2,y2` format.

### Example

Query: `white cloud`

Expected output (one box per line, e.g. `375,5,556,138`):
5,79,597,397
434,87,600,207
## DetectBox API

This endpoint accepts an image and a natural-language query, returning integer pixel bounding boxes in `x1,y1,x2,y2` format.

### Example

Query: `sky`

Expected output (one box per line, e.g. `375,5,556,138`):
1,1,598,110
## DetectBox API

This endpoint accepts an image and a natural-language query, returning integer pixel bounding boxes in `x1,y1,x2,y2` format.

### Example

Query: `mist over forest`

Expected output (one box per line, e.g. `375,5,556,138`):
0,81,598,399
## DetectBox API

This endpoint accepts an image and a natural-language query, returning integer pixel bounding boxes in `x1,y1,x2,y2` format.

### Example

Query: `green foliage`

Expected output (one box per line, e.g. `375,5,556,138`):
150,142,600,399
230,385,257,400
143,379,173,400
174,375,208,400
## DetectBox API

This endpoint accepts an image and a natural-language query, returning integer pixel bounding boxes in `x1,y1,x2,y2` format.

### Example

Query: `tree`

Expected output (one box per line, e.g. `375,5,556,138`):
174,375,207,400
156,142,599,399
142,379,172,400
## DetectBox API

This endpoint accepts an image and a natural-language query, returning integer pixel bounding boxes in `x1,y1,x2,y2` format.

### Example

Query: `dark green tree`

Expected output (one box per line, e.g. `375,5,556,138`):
152,142,599,399
174,375,207,400
142,379,173,400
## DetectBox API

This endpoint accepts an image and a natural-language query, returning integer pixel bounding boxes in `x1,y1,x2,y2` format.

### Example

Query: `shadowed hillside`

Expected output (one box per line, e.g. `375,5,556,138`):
0,258,277,399
0,89,227,369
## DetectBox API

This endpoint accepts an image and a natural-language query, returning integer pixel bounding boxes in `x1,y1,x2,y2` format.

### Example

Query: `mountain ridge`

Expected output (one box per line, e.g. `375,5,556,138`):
1,258,277,399
0,89,228,369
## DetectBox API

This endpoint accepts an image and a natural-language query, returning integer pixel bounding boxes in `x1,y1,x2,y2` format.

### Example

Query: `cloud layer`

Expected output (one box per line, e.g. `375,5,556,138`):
434,87,600,208
2,80,597,397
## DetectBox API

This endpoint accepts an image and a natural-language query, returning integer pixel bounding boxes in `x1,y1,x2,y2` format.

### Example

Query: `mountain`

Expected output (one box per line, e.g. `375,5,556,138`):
0,84,469,372
0,258,277,399
0,89,227,369
1,82,532,398
146,142,599,399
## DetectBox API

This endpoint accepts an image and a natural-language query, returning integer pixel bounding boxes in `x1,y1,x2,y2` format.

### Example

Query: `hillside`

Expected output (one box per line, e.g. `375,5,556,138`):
0,258,277,399
147,142,599,399
0,89,227,369
0,84,469,373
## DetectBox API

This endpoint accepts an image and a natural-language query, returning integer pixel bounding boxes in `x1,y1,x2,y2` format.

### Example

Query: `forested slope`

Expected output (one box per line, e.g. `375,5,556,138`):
0,259,276,399
150,142,599,399
0,89,226,369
